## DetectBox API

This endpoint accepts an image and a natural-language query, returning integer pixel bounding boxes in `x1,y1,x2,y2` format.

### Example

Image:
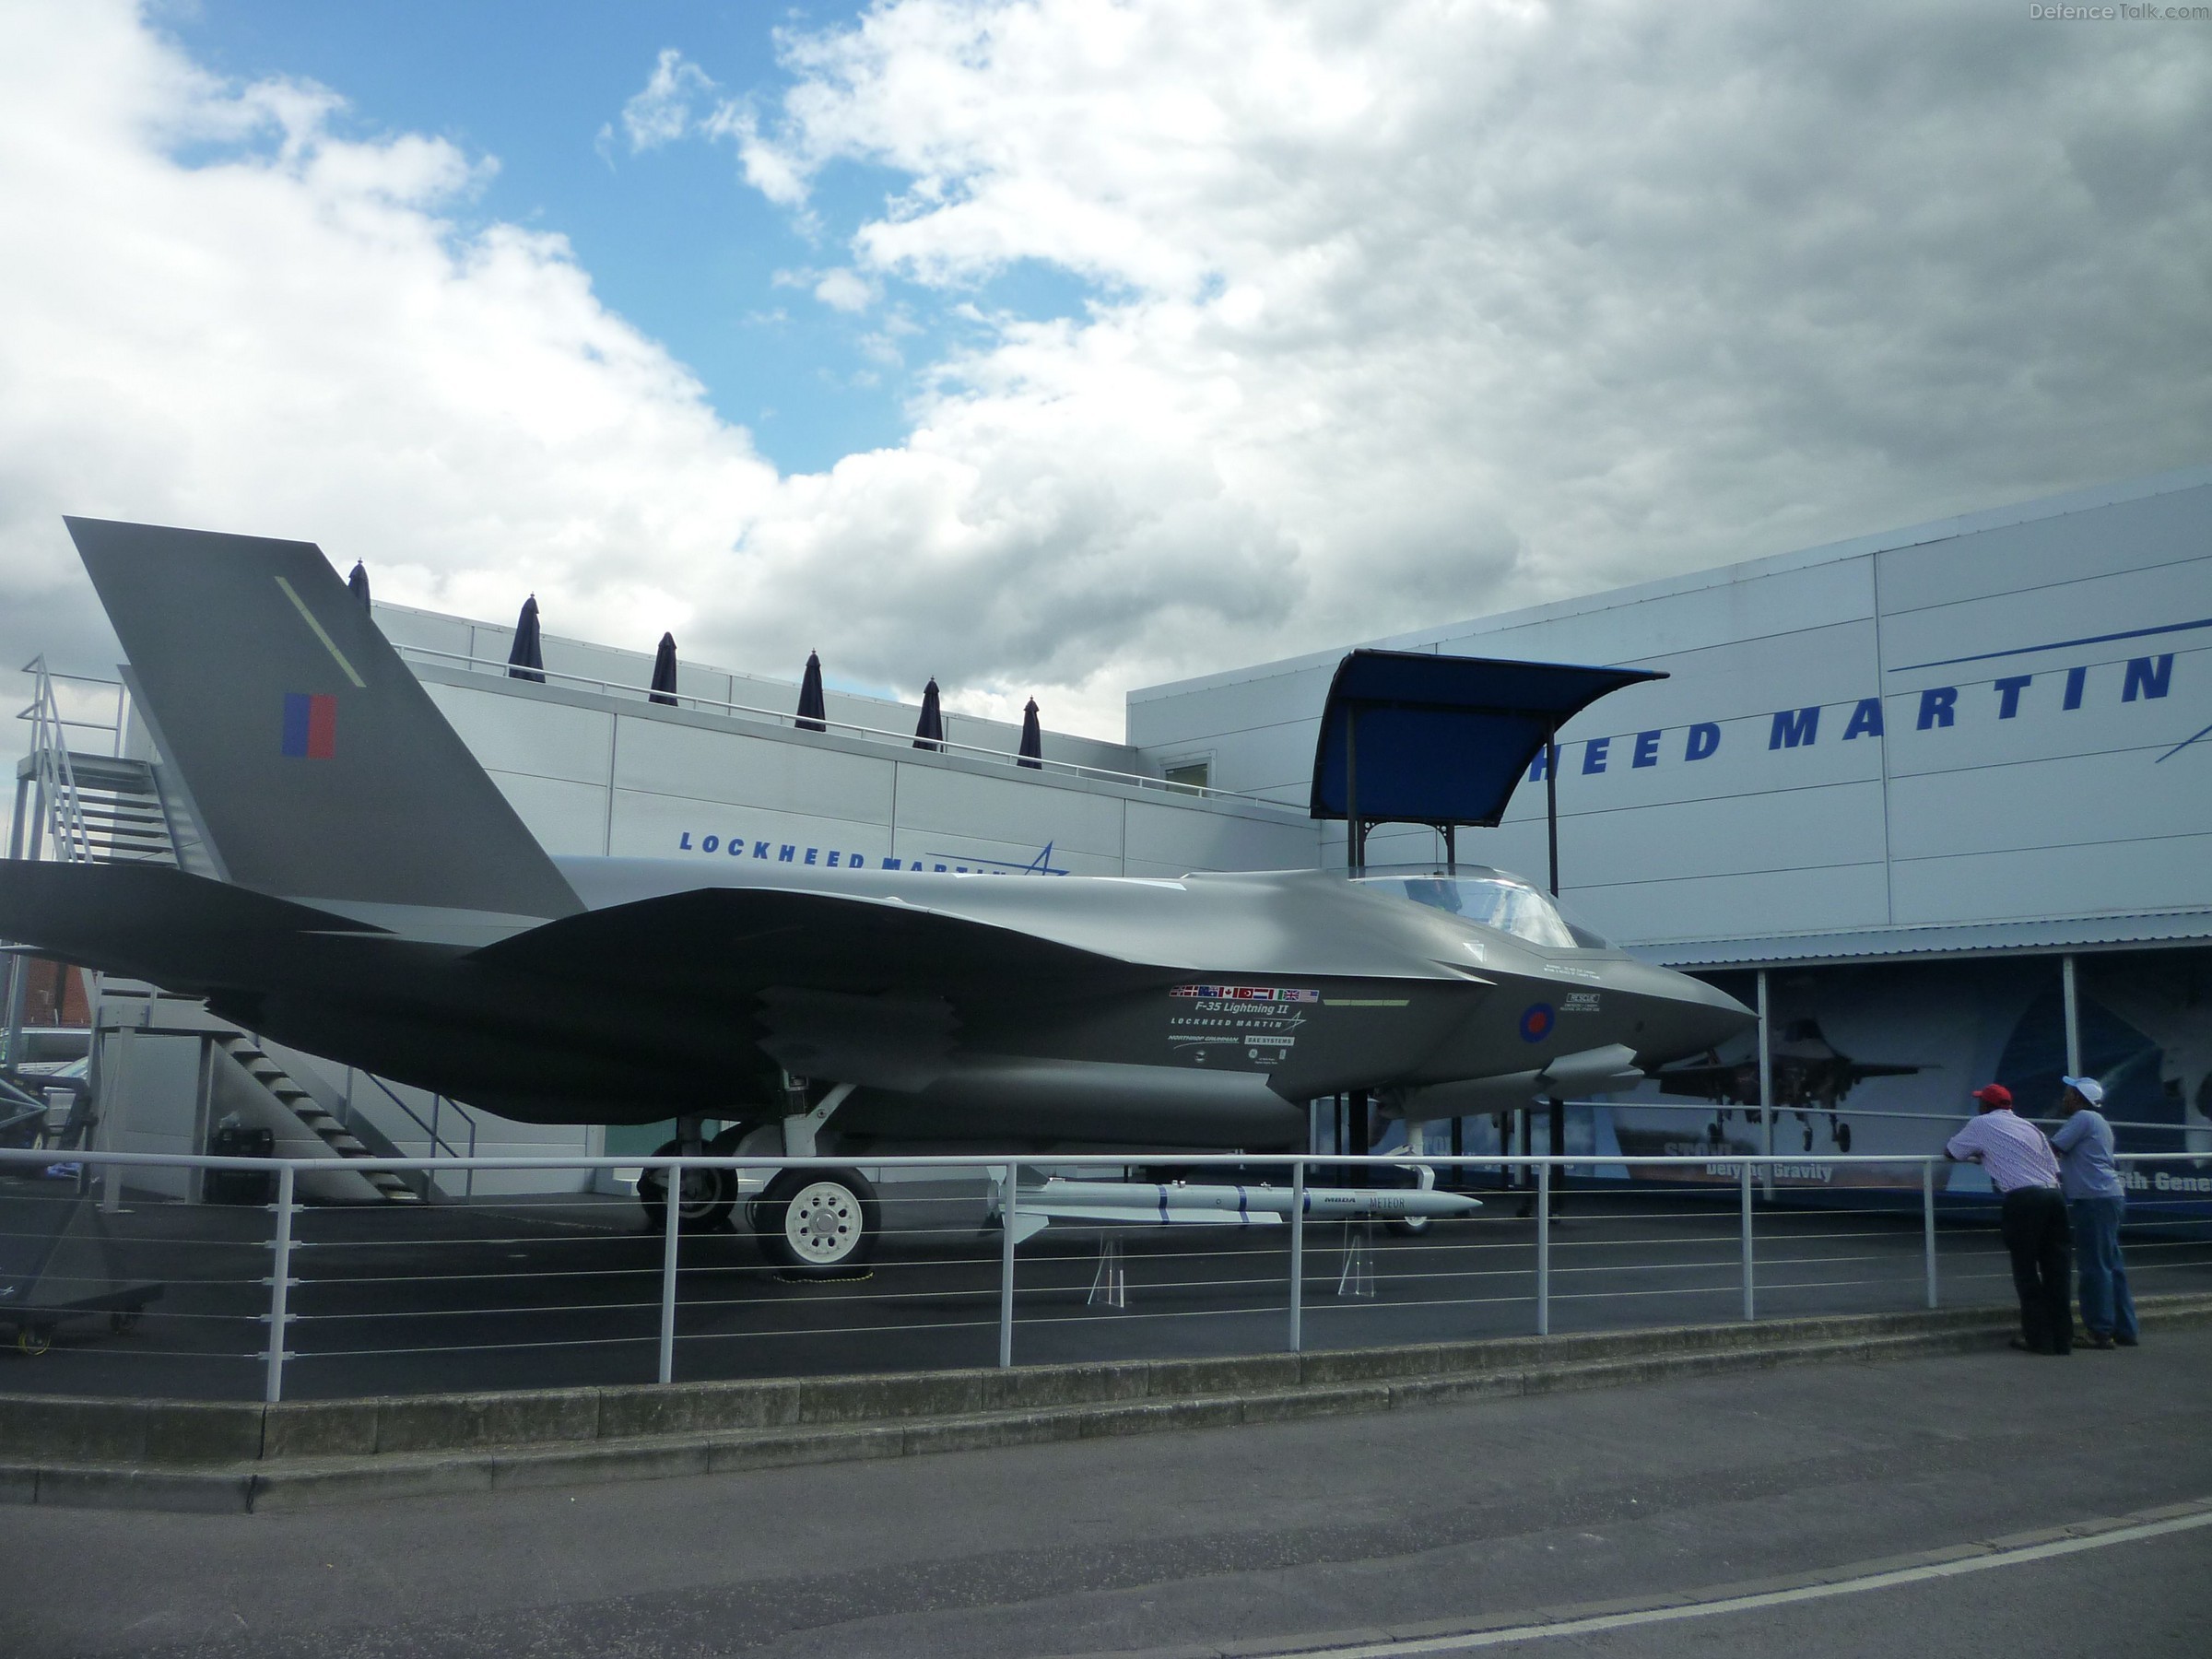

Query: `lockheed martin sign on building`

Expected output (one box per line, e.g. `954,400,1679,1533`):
1130,467,2211,957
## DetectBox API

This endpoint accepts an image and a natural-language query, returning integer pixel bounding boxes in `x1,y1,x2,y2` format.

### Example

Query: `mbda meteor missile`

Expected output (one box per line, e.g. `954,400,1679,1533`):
999,1176,1482,1241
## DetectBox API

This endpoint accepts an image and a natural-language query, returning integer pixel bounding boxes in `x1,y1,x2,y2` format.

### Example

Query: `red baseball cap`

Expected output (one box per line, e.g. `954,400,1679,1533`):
1971,1084,2014,1110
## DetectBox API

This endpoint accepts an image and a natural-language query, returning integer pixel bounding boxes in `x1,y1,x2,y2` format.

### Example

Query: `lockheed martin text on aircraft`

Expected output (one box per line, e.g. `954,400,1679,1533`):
0,521,1753,1274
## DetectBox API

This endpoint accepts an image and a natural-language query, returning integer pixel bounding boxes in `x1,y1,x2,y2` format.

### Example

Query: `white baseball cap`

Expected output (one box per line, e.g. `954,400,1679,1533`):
2061,1076,2105,1106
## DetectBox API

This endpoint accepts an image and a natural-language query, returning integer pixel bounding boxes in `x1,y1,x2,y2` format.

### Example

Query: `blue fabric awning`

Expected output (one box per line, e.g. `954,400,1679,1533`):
1309,649,1666,827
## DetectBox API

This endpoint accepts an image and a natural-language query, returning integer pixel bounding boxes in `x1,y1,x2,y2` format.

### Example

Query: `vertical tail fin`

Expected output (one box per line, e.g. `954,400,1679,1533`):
64,518,579,919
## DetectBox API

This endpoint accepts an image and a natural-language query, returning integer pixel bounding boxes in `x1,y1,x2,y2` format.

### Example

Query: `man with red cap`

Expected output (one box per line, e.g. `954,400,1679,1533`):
1947,1083,2070,1354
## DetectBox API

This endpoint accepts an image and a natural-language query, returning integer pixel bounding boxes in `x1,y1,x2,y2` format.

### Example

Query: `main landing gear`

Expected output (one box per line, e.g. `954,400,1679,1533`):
638,1082,880,1277
749,1168,880,1275
636,1122,747,1231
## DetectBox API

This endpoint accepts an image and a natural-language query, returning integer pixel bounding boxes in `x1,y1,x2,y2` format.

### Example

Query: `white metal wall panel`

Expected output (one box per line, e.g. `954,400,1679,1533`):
1873,482,2211,615
1128,661,1337,758
1891,834,2212,926
890,763,1125,860
1581,863,1892,946
422,683,614,787
1124,796,1320,875
1888,747,2210,862
414,666,1306,879
1878,651,2206,779
367,603,474,660
613,714,896,822
1184,719,1323,804
888,826,1126,877
1879,554,2211,677
1422,554,1877,677
611,788,895,869
482,771,610,857
1555,781,1890,889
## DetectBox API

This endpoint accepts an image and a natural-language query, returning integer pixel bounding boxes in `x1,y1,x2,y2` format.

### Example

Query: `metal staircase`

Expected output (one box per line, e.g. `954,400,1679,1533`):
212,1034,422,1204
40,751,176,865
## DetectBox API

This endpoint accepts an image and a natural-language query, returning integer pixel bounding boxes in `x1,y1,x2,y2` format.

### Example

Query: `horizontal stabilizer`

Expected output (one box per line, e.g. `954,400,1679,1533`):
0,861,378,990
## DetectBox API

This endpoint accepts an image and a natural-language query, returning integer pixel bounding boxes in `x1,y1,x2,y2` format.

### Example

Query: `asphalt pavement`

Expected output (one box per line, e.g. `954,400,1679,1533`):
6,1317,2209,1657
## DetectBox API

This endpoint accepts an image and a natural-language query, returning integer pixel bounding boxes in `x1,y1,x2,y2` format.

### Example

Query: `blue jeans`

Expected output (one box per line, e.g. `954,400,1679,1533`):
2071,1196,2137,1340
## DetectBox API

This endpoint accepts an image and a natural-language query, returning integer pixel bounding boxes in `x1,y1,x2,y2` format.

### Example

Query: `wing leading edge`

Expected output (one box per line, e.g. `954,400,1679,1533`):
466,883,1183,1001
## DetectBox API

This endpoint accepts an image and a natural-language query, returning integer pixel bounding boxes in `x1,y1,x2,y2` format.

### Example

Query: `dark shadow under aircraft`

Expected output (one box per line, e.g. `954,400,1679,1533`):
0,521,1753,1272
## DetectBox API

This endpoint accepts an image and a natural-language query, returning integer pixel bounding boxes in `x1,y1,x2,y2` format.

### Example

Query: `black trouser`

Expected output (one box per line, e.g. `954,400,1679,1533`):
1999,1185,2073,1353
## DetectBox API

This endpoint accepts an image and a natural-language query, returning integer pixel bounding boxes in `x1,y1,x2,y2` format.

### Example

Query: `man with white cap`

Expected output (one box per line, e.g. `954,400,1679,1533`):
2051,1077,2138,1349
1947,1084,2070,1355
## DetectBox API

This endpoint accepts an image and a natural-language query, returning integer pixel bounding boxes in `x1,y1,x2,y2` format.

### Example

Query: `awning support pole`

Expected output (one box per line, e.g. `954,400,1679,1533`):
1757,969,1774,1200
1346,705,1360,874
1545,725,1559,896
2062,955,2082,1078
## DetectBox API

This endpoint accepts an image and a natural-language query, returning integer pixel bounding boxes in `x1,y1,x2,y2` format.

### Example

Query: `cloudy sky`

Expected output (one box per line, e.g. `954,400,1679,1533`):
2,0,2208,784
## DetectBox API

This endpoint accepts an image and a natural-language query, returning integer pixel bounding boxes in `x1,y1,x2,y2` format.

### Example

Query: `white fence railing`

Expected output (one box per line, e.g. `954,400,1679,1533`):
3,1147,2206,1405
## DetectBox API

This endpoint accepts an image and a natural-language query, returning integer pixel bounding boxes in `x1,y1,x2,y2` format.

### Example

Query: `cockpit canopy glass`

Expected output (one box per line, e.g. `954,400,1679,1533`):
1356,868,1608,949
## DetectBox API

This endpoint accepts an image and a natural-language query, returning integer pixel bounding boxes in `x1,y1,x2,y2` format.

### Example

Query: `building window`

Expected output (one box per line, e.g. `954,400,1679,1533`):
1164,759,1211,793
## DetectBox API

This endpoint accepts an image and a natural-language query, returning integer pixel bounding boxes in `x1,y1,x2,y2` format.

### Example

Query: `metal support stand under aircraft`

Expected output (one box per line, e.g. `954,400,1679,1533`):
1088,1232,1128,1309
1335,1221,1376,1299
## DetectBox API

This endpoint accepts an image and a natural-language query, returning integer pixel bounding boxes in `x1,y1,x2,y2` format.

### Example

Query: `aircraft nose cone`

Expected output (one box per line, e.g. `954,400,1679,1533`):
1649,975,1758,1062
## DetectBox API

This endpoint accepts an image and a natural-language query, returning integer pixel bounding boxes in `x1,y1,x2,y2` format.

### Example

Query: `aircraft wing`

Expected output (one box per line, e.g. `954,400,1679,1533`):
467,884,1182,1001
0,861,383,990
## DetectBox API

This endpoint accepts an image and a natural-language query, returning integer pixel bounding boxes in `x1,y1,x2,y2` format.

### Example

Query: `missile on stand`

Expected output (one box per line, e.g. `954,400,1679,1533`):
996,1176,1481,1241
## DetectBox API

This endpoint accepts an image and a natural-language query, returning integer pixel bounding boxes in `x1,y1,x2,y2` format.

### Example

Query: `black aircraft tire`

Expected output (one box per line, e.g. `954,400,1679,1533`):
637,1137,736,1232
753,1168,879,1277
1388,1215,1431,1238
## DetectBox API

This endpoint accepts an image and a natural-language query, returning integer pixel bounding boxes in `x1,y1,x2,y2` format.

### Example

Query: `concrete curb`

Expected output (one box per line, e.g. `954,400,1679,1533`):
5,1294,2209,1512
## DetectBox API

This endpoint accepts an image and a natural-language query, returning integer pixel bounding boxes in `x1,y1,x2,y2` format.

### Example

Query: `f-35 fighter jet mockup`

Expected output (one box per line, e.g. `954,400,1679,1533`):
0,520,1753,1272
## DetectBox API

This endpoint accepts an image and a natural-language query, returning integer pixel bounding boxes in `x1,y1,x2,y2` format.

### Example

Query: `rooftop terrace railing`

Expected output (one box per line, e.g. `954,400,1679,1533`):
394,643,1293,810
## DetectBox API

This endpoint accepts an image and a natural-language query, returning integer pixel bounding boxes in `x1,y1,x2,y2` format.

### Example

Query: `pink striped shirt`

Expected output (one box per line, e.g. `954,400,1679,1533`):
1947,1109,2061,1192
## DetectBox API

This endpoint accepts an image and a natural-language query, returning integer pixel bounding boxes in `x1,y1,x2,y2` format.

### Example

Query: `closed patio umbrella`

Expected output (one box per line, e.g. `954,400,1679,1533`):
347,561,371,611
507,595,545,682
650,633,678,707
913,678,945,751
796,650,827,732
1018,698,1042,769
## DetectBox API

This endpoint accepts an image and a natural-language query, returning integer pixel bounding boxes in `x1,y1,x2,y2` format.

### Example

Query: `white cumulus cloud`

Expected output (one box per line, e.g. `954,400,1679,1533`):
673,0,2212,705
620,46,718,152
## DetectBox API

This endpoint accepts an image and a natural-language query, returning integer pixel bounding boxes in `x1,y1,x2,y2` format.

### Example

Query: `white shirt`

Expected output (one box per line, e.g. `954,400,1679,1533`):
1947,1109,2061,1193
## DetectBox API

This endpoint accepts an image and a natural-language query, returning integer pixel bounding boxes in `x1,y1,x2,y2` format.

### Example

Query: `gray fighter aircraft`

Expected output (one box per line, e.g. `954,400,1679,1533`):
0,521,1753,1273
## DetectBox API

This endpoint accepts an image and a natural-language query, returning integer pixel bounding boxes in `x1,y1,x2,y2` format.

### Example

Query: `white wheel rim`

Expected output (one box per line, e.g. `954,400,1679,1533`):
782,1180,863,1265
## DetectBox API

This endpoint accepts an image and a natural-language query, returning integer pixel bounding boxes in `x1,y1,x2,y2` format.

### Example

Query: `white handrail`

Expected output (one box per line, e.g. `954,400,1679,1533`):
395,643,1287,808
6,1145,2198,1401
